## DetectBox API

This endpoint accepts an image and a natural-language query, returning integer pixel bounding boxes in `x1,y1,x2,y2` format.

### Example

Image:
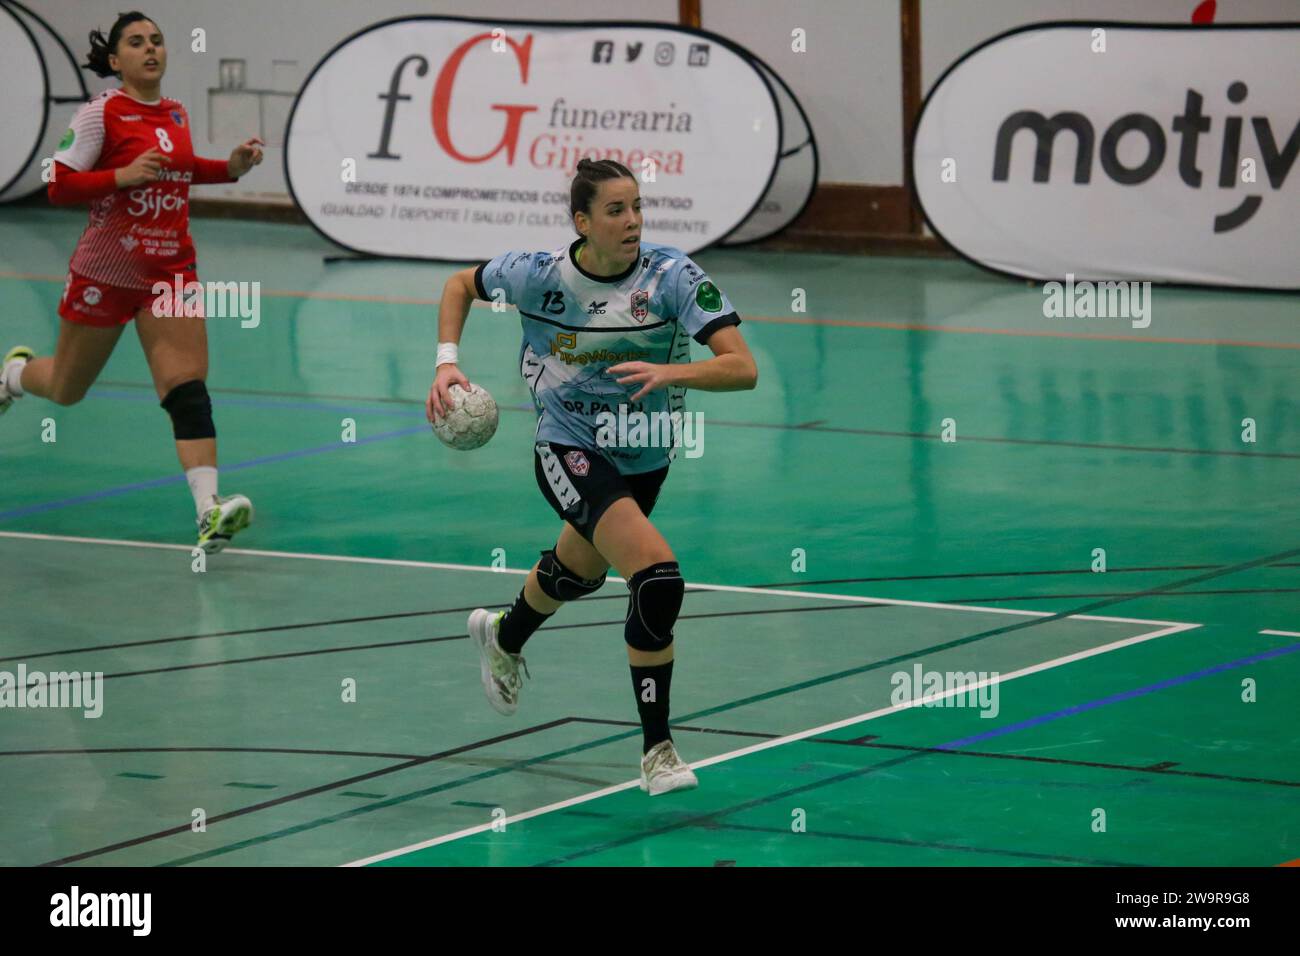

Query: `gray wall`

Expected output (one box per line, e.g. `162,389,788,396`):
27,0,1299,203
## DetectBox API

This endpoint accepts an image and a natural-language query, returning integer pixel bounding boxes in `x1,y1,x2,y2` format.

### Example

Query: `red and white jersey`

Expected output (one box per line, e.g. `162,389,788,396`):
54,88,202,289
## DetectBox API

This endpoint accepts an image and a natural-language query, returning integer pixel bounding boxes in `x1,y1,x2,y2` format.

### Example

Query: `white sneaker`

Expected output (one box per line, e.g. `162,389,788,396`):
468,608,529,716
196,494,253,553
0,346,34,415
640,740,698,796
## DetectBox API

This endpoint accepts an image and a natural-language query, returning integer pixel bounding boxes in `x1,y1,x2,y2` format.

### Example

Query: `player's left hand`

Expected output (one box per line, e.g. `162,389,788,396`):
228,138,265,178
607,361,676,402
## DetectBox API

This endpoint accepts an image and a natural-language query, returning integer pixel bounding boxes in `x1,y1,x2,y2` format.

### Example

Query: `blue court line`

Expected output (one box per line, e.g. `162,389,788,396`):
90,388,424,419
514,638,1300,866
936,640,1300,750
153,638,1300,868
0,424,429,522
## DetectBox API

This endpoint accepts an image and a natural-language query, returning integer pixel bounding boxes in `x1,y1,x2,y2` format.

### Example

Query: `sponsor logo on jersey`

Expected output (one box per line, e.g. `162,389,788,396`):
586,300,607,315
695,280,723,312
549,333,649,366
82,287,102,305
120,235,139,252
120,114,143,121
57,129,75,150
127,188,188,220
564,450,590,476
631,289,649,321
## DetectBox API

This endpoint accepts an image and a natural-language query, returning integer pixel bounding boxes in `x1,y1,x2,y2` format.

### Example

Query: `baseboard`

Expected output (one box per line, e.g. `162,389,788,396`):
12,187,950,258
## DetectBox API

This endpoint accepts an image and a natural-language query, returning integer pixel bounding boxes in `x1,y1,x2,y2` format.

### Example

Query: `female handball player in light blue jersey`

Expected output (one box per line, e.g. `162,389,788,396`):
426,158,758,795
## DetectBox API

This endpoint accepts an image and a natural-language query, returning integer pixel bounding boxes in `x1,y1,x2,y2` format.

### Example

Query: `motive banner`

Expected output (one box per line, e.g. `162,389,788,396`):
913,23,1300,290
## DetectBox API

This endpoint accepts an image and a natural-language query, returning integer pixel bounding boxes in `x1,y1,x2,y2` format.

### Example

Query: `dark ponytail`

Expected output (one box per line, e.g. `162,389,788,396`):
84,11,154,78
569,158,636,232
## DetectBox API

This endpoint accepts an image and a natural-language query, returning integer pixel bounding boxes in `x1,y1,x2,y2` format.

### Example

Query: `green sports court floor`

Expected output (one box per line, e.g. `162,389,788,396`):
1,206,1297,867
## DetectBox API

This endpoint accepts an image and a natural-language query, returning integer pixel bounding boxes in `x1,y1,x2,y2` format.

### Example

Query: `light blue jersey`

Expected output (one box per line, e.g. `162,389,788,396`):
474,239,739,474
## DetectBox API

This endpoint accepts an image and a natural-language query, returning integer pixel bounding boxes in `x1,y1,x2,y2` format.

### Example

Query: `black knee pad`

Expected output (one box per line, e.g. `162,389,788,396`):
160,380,215,440
625,561,684,651
536,548,607,602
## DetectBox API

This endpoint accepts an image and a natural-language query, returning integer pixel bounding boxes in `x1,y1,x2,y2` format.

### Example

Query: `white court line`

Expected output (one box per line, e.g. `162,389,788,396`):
0,530,1192,629
1261,629,1300,637
344,619,1201,866
0,531,1207,864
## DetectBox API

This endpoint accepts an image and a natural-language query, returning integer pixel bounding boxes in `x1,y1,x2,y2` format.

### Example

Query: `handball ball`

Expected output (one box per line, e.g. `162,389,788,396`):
432,383,499,450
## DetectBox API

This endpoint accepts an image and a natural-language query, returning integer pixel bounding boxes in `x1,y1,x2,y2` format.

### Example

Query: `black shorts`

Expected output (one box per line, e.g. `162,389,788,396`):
534,442,668,543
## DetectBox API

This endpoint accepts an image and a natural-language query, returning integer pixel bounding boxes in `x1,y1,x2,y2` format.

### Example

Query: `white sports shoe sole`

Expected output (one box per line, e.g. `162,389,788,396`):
198,495,253,554
468,608,519,716
640,742,700,796
0,347,34,415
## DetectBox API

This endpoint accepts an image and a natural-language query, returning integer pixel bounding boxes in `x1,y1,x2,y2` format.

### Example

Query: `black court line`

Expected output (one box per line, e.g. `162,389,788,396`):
743,563,1300,589
529,749,956,866
0,745,422,760
571,719,1300,789
1,589,688,663
41,546,1294,866
44,604,890,681
37,716,576,867
705,823,1143,867
0,605,491,664
92,379,1300,460
943,587,1300,603
524,548,1300,865
4,580,1284,670
706,417,1300,460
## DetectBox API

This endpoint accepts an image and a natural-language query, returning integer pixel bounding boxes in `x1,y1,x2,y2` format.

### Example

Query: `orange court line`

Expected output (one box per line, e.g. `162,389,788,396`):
3,269,1298,351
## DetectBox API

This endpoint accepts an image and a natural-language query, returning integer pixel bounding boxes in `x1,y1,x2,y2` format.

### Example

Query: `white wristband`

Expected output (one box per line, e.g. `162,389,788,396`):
436,342,459,368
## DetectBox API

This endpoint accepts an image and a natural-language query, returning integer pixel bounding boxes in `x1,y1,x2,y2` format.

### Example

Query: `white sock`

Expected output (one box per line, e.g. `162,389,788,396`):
2,360,24,397
185,466,219,517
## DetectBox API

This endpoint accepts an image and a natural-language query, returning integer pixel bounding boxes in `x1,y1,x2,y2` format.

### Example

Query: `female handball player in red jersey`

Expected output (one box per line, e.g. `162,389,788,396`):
0,11,264,552
427,159,759,794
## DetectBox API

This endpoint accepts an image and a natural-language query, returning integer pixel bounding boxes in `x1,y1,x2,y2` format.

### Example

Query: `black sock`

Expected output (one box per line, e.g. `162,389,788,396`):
497,588,552,654
630,660,673,754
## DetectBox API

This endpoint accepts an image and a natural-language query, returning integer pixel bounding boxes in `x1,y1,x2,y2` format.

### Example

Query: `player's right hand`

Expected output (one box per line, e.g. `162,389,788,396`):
119,148,169,187
427,364,471,422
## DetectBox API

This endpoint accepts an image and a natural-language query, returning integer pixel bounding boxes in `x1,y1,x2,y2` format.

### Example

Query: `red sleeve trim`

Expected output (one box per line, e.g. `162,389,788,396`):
192,156,235,185
47,164,118,205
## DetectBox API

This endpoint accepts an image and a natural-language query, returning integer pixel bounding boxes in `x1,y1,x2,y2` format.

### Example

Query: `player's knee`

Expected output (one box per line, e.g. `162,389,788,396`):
536,548,607,602
160,379,216,440
624,561,684,651
48,381,89,406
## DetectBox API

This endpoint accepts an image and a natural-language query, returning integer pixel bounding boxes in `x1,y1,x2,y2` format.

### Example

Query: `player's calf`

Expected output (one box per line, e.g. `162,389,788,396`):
496,547,605,655
624,560,696,794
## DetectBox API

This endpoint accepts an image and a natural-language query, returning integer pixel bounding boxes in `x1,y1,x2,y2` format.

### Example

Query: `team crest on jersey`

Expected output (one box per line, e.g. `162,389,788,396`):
82,287,102,306
564,451,590,476
171,110,185,127
696,281,723,313
631,289,649,321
